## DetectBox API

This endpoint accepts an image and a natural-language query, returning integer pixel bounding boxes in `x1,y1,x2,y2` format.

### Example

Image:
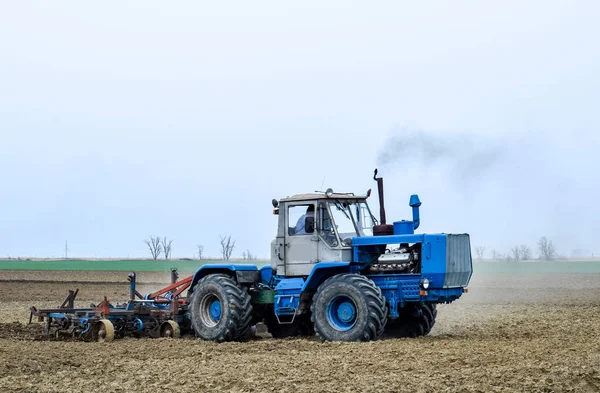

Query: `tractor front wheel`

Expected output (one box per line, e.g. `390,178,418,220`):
190,274,252,342
311,274,387,342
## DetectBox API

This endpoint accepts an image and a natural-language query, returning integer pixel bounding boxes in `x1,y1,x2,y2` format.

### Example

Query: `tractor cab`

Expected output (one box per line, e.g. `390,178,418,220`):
271,191,376,276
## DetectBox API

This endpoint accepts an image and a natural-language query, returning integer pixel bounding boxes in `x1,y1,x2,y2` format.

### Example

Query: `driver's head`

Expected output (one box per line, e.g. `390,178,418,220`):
306,205,314,214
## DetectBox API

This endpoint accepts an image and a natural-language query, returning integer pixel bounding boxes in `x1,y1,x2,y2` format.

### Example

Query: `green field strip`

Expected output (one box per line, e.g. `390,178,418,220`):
0,259,269,272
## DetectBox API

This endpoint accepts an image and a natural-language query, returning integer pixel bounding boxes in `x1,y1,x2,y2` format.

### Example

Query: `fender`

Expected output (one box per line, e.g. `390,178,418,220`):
301,262,352,292
190,264,259,292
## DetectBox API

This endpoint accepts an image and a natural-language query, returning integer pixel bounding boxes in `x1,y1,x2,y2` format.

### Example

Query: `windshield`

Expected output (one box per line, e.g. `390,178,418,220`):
353,201,375,236
329,201,358,240
326,200,375,243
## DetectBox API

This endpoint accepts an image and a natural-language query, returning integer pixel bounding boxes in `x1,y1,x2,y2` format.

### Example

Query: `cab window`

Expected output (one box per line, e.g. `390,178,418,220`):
288,205,314,235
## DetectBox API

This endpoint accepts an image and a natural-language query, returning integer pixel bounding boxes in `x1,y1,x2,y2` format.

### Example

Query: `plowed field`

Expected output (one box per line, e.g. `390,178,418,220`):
1,270,599,392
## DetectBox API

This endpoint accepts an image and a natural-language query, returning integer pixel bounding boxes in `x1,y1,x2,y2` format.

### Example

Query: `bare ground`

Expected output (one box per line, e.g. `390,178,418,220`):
0,270,599,393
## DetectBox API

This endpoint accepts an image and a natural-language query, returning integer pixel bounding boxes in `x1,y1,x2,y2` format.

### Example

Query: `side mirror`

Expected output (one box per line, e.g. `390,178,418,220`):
305,216,315,233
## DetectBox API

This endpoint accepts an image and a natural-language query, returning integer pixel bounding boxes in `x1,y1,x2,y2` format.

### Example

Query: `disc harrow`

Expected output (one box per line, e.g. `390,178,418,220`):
29,269,192,342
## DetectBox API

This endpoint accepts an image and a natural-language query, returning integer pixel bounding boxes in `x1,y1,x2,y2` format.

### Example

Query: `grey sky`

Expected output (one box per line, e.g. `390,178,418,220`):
1,1,599,259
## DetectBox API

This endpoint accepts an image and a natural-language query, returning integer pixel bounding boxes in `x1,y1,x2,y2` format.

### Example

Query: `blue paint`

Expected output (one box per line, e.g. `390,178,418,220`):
259,265,273,285
409,194,421,230
133,318,144,331
275,277,305,291
209,299,221,320
421,234,448,289
369,275,421,318
393,220,414,235
79,318,90,334
352,233,425,247
144,292,169,309
301,262,352,292
326,296,357,331
274,277,304,316
369,273,466,317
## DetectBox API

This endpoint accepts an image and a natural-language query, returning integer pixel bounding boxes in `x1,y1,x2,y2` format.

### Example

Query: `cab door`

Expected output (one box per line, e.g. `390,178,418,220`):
284,202,319,276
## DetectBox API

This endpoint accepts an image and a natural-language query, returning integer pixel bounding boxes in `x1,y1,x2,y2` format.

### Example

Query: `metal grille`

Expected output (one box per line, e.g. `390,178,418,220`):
444,234,472,287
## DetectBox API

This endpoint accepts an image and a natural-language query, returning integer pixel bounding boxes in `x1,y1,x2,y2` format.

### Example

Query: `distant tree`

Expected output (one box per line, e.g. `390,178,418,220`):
519,245,532,260
475,246,486,260
510,246,521,262
145,236,163,260
219,235,236,260
197,245,204,260
490,249,498,261
161,237,174,260
538,236,556,261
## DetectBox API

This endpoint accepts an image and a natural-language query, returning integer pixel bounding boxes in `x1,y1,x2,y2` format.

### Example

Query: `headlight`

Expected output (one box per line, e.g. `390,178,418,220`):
419,278,430,289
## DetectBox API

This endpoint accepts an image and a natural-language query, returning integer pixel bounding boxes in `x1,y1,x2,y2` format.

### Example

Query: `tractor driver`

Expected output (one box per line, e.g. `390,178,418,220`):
295,205,315,235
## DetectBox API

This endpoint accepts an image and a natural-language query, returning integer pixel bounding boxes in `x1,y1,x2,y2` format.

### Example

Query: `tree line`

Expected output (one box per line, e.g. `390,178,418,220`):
144,235,257,261
474,236,560,261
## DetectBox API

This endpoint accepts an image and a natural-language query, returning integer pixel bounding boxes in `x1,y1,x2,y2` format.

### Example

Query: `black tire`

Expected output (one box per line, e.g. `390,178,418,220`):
310,274,387,342
190,274,252,342
421,304,434,334
385,303,436,338
423,304,437,334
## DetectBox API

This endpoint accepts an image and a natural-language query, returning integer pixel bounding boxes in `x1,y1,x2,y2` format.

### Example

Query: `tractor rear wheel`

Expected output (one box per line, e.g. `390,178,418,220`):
190,274,252,342
385,303,436,338
311,274,387,342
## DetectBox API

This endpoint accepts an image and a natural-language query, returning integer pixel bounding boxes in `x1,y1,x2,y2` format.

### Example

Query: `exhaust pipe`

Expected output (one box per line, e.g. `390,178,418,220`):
372,169,394,236
409,194,421,230
373,169,386,225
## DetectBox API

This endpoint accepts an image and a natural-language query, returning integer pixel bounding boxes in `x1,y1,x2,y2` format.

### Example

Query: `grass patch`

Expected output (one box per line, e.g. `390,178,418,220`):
0,259,269,272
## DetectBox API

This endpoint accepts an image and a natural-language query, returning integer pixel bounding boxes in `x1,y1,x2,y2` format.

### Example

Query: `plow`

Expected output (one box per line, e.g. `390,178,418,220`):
29,269,193,342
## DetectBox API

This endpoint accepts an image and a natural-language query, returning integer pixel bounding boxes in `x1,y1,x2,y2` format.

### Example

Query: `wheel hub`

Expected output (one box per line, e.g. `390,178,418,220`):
210,299,221,321
198,294,222,328
337,301,356,324
327,296,358,331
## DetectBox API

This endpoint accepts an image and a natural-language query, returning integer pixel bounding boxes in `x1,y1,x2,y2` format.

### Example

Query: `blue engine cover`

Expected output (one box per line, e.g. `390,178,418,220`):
352,233,472,290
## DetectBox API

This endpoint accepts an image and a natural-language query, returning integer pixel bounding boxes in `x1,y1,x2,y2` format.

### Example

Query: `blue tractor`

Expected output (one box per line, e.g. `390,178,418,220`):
187,170,472,342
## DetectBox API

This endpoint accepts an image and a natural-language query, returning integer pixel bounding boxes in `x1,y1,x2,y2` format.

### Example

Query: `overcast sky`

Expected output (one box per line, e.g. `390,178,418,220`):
1,1,598,259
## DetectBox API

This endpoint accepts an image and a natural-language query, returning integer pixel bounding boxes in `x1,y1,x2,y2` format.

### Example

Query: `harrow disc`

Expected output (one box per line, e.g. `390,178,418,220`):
160,320,180,338
92,319,115,343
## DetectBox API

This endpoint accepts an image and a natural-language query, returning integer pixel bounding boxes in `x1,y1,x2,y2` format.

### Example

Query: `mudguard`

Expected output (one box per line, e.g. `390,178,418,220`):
190,264,259,292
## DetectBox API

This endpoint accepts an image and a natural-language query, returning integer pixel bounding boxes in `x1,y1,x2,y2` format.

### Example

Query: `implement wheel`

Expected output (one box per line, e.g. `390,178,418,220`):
190,274,252,342
160,321,180,338
92,319,115,343
311,274,387,342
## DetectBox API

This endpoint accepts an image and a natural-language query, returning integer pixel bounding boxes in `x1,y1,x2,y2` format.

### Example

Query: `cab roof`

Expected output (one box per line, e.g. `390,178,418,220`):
280,192,369,202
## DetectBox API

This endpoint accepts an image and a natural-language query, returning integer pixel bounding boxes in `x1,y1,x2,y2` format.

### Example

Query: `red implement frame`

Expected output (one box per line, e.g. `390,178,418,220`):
149,275,192,299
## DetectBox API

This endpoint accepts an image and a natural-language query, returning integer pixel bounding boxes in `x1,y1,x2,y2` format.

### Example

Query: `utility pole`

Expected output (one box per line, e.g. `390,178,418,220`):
64,240,69,259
